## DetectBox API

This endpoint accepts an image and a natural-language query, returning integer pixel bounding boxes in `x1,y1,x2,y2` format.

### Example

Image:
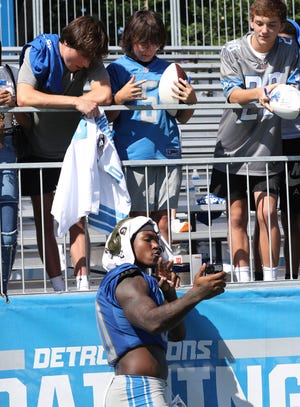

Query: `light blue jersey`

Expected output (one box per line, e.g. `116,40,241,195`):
107,55,181,160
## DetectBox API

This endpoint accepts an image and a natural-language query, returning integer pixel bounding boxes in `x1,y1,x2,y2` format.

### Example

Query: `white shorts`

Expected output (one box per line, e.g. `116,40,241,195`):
105,375,172,407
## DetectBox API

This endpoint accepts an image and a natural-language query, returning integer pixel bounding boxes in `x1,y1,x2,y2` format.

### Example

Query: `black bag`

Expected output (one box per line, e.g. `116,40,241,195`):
5,64,32,159
12,123,32,159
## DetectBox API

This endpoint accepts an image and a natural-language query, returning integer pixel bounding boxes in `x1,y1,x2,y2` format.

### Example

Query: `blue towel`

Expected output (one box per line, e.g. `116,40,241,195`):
19,34,64,94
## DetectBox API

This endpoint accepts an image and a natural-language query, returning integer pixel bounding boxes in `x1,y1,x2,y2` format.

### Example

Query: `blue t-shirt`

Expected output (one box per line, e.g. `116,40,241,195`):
107,55,181,160
96,263,168,367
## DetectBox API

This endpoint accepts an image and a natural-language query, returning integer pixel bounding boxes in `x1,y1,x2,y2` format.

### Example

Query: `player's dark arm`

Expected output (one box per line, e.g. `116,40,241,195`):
162,287,187,341
116,269,226,338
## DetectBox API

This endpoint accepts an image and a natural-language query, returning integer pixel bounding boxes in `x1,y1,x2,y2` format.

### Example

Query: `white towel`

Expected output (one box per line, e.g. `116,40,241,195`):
51,110,131,237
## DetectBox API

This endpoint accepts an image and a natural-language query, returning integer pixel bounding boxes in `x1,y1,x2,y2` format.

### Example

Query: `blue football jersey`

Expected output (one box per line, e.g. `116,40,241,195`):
96,263,168,367
107,55,181,160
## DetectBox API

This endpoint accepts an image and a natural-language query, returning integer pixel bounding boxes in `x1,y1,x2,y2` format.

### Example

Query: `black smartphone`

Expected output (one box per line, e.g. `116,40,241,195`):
205,263,223,274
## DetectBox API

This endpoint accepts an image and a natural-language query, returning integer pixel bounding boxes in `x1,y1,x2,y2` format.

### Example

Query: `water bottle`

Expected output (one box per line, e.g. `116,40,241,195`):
0,66,7,89
188,168,200,206
188,175,196,206
0,69,7,131
191,168,200,195
0,67,13,94
191,168,200,181
0,79,7,90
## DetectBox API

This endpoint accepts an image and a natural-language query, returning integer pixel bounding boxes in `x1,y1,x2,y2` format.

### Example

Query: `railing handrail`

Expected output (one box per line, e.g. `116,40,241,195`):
2,45,223,53
0,155,299,171
0,103,266,114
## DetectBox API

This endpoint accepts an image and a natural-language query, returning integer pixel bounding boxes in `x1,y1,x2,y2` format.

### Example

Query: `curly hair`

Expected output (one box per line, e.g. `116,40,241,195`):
60,15,108,60
250,0,287,23
120,10,166,56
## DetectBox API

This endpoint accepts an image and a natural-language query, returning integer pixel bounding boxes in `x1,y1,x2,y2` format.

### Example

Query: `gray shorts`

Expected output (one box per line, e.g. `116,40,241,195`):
125,166,182,212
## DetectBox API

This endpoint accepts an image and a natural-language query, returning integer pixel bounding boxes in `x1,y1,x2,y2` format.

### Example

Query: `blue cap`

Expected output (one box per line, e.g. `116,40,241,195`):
286,18,300,47
196,194,225,226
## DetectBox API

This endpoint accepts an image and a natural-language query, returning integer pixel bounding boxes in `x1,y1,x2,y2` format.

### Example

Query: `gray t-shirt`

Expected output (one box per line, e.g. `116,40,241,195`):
18,47,109,159
214,33,300,176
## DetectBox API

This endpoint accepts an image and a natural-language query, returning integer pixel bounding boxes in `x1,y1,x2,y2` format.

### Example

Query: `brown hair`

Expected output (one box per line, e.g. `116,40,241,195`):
60,15,108,60
250,0,287,23
120,10,166,56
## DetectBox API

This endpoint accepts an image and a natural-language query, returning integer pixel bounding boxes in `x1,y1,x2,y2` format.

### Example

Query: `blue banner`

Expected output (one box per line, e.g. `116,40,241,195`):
1,286,300,407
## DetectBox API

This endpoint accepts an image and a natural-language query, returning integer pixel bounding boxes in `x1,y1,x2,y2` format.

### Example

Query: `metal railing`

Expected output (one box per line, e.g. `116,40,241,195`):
1,0,299,47
0,153,298,297
0,103,298,298
122,156,297,282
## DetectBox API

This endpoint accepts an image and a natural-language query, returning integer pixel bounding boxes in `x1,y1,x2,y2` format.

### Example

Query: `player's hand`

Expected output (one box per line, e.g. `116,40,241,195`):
192,263,226,300
172,78,197,104
156,257,180,295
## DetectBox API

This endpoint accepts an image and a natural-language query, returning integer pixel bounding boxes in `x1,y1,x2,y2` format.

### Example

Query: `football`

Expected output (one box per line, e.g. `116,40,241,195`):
158,63,188,116
269,84,300,120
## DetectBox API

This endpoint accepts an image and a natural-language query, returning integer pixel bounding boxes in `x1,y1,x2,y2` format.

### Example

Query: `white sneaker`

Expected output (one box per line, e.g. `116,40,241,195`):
76,275,90,291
